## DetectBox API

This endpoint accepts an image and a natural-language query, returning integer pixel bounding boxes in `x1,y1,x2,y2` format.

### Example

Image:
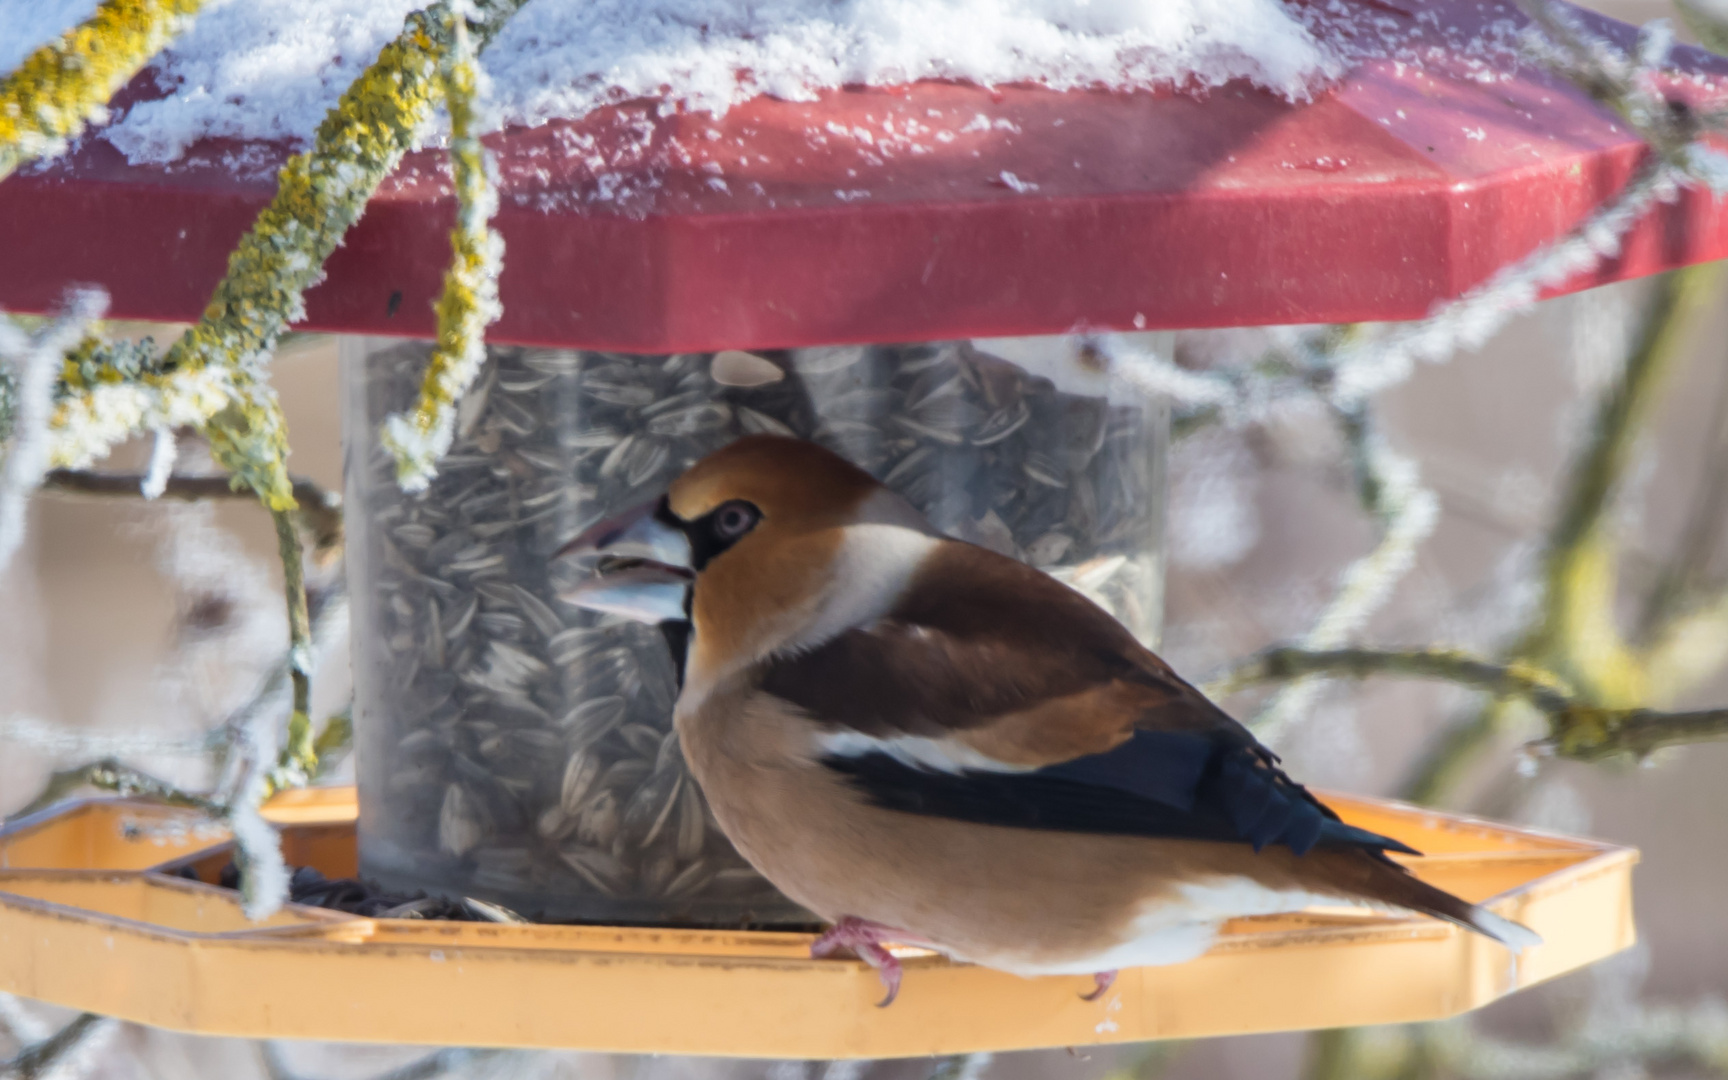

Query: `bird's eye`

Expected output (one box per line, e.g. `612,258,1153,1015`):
712,501,758,541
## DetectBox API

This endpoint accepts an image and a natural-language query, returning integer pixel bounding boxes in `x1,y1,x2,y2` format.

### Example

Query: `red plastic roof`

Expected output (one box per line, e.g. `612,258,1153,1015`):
2,0,1726,350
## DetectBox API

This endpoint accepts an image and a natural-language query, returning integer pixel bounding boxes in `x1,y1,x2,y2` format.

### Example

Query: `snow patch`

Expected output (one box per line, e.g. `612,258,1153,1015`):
5,0,1343,165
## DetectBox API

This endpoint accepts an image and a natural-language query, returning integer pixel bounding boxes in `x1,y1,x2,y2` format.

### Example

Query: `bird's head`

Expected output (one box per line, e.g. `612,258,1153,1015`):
555,435,937,696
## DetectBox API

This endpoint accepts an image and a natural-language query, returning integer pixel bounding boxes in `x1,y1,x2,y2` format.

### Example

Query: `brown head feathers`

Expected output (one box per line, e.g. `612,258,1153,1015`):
667,435,882,530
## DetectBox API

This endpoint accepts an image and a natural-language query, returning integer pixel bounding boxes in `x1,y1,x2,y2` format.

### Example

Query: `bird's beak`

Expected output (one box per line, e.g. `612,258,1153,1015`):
552,498,693,624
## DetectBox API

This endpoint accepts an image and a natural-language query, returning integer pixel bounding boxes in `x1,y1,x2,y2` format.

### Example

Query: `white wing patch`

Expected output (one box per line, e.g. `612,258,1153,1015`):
815,730,1032,774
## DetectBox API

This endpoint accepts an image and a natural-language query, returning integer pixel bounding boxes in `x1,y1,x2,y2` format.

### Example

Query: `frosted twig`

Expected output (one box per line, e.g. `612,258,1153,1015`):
0,291,108,575
1329,2,1728,408
1251,409,1438,742
0,1012,111,1080
1329,161,1681,406
139,428,178,499
0,996,50,1045
1105,340,1242,413
228,683,290,920
1098,332,1323,432
382,1,506,492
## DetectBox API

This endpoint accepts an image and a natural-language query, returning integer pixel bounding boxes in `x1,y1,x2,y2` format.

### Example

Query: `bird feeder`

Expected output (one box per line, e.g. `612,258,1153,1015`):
0,786,1639,1055
0,0,1718,1054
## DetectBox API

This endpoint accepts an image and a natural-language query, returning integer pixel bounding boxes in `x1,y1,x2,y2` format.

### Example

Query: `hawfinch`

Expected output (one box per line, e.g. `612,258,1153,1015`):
557,435,1538,1005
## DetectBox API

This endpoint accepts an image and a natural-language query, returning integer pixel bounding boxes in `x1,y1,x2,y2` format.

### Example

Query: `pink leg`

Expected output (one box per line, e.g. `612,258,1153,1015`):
810,916,918,1007
1080,970,1118,1001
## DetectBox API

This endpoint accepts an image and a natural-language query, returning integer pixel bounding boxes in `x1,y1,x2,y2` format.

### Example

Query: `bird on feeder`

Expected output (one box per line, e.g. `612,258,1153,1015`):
556,435,1540,1007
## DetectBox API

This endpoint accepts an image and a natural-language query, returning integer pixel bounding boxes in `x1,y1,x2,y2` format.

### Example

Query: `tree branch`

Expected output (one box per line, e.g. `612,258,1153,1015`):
1250,401,1438,742
1546,704,1728,762
7,758,222,821
1208,647,1575,714
1395,263,1722,803
1528,263,1722,702
40,468,342,556
1209,646,1728,764
1636,341,1728,641
270,509,315,789
0,1012,105,1080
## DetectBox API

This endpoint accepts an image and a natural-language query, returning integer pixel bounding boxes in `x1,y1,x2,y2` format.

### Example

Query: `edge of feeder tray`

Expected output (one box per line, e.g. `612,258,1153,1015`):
0,786,1636,1059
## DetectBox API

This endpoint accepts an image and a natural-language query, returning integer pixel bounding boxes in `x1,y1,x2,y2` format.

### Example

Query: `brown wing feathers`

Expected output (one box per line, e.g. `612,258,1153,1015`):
762,540,1418,858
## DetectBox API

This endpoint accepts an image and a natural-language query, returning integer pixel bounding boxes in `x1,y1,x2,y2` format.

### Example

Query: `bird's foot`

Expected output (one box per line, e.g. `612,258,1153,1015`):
1080,970,1118,1001
811,916,912,1007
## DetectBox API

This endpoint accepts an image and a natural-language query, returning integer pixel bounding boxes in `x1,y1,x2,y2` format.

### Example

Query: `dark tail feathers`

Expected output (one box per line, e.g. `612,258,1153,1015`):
1363,858,1542,952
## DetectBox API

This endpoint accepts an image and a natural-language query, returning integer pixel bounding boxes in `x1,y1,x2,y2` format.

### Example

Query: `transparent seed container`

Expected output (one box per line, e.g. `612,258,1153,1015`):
344,335,1169,926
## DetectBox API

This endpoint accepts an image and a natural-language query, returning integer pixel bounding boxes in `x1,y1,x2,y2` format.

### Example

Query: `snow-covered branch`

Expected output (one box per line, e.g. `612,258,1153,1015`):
381,2,507,493
0,0,203,181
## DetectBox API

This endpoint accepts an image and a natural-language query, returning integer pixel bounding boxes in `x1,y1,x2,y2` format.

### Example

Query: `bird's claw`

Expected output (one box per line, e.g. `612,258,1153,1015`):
1080,970,1118,1001
811,916,910,1007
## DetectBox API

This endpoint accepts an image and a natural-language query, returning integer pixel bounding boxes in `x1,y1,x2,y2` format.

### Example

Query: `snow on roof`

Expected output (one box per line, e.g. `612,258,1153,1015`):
2,0,1343,165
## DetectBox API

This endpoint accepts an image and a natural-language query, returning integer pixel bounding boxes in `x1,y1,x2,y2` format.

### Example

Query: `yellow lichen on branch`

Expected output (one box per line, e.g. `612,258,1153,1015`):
382,5,506,493
30,1,525,919
45,0,525,509
0,0,202,181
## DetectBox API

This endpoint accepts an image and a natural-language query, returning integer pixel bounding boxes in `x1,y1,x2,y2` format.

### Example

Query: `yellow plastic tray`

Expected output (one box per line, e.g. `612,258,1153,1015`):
0,787,1635,1058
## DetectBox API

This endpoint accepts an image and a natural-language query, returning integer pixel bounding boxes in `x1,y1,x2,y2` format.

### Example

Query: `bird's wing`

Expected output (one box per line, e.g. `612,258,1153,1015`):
759,540,1416,858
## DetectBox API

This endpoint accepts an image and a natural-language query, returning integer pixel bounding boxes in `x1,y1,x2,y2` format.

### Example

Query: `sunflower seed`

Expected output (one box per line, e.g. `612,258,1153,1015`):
438,784,485,856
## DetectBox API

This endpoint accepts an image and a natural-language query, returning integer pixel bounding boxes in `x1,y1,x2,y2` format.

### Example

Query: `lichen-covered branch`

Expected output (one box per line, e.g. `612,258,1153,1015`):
1544,703,1728,761
381,3,506,492
0,0,202,181
1528,262,1723,705
8,758,222,820
1398,262,1724,803
33,0,526,918
46,0,530,499
1638,350,1728,640
1211,645,1728,764
40,468,343,556
270,509,314,790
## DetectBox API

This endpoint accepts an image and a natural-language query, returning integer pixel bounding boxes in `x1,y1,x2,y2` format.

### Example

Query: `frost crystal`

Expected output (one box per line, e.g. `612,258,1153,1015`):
0,290,107,575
